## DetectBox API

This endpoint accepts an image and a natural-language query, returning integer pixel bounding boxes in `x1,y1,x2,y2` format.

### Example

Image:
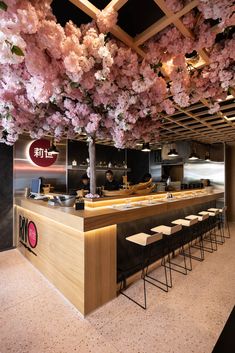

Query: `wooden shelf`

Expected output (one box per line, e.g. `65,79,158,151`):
67,165,131,172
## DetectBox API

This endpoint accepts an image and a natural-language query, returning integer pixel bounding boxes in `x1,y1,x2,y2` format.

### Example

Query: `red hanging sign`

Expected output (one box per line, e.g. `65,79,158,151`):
29,139,57,167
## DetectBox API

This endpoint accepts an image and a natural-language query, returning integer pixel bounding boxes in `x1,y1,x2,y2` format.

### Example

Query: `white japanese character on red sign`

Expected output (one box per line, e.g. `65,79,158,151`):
34,148,53,159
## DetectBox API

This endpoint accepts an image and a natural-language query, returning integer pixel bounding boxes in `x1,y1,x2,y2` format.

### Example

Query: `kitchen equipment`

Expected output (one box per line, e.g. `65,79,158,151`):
54,195,76,207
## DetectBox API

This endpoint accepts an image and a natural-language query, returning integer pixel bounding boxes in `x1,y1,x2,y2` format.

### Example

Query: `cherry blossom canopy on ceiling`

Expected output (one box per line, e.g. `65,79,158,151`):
0,0,234,147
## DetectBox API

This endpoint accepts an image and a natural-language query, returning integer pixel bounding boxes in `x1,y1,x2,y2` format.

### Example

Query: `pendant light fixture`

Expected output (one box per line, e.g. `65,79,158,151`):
141,142,151,152
205,146,211,161
48,139,60,155
189,142,199,160
188,151,199,160
168,143,178,157
185,50,199,66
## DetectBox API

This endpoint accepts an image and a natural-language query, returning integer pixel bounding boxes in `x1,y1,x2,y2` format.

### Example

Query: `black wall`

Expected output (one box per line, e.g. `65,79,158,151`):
68,140,149,190
0,144,13,251
127,148,150,184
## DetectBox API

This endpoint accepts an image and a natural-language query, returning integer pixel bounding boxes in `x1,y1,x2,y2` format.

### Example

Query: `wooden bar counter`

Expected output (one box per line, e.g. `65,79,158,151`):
14,189,224,316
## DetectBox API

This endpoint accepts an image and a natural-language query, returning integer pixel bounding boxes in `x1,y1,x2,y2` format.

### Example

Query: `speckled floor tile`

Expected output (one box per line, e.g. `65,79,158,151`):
0,224,235,353
0,250,53,312
0,289,90,353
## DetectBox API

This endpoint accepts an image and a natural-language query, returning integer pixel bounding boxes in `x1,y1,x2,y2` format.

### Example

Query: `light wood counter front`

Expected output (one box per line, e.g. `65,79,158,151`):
14,190,223,316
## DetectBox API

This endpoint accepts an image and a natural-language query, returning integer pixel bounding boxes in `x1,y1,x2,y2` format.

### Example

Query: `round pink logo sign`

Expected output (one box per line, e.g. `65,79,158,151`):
29,139,57,167
28,221,38,249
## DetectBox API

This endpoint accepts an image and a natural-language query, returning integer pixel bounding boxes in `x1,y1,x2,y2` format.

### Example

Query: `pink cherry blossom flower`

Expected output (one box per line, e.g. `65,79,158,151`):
96,7,118,33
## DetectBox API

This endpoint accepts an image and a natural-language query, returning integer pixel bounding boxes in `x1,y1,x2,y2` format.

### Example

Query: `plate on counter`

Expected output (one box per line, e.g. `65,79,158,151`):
109,204,142,211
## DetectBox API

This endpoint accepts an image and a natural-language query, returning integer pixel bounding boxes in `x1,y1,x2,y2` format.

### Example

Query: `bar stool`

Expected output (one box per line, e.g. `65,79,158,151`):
119,231,164,310
171,218,199,271
208,206,230,239
206,209,224,245
148,225,180,290
185,214,209,261
151,223,190,277
198,211,218,251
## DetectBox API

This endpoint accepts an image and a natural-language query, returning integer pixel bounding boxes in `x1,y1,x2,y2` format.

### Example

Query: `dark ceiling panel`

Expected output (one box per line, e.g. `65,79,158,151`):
88,0,111,9
52,0,91,27
117,0,165,37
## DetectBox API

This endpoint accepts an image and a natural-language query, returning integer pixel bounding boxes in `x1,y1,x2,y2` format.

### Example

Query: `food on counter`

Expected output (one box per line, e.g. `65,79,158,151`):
130,178,153,191
102,189,134,197
134,185,156,195
99,178,155,197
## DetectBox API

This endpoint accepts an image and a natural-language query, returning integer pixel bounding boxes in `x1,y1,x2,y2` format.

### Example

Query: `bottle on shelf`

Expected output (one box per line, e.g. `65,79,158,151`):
166,176,171,186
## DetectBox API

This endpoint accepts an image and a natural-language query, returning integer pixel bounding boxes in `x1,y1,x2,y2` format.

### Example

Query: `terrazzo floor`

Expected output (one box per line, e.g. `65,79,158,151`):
1,225,235,353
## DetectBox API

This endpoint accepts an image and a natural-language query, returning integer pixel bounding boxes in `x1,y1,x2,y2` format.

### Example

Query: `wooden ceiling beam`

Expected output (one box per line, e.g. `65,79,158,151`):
110,25,146,57
68,0,97,18
153,0,210,64
174,104,221,134
201,97,235,129
68,0,146,57
134,16,172,46
134,0,199,46
163,116,214,140
105,0,128,11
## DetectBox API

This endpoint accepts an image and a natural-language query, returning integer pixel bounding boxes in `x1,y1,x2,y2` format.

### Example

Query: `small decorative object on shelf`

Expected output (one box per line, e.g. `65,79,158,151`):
166,192,173,199
72,160,77,167
75,197,85,210
96,186,103,196
122,175,128,189
67,165,131,172
85,193,100,199
108,161,112,168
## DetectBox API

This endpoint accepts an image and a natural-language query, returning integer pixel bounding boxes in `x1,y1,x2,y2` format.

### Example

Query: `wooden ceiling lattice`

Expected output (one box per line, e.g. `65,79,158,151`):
56,0,235,147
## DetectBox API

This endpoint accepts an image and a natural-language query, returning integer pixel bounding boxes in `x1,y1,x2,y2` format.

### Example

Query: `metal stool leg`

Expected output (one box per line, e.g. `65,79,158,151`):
145,238,172,292
119,247,147,310
163,234,189,275
120,269,147,310
206,216,224,245
223,213,231,238
200,219,217,252
182,225,204,262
